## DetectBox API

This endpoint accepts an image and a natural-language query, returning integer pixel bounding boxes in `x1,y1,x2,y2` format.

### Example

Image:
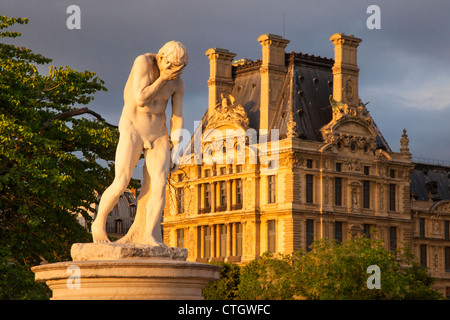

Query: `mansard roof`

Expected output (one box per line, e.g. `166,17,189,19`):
228,51,391,150
411,162,450,202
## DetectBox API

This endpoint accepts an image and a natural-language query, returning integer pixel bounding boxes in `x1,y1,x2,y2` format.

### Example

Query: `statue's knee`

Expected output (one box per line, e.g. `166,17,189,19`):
151,182,167,198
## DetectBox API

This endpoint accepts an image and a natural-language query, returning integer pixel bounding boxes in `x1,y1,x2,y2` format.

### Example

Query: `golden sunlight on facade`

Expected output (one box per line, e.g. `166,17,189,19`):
161,33,450,297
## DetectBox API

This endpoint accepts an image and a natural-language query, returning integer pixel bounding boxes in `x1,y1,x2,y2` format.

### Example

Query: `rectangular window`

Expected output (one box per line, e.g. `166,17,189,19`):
335,177,342,206
204,183,211,208
236,165,242,173
420,244,427,268
176,229,185,248
363,224,371,239
220,167,226,175
204,226,211,258
389,184,396,211
364,166,370,175
335,221,343,244
268,175,276,204
306,174,314,204
235,179,243,205
267,220,276,253
336,162,342,172
306,219,314,251
445,247,450,273
419,218,425,238
219,181,227,207
307,159,313,169
389,226,397,251
390,169,395,178
176,187,184,213
115,219,123,234
220,225,227,257
235,223,243,256
204,169,210,177
363,180,370,209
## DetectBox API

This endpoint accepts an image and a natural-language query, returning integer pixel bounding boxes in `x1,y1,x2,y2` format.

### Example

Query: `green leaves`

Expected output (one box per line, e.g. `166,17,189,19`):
0,16,117,299
203,237,443,300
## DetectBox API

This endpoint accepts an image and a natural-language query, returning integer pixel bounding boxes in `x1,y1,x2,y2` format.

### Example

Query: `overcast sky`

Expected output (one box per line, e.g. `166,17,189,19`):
3,0,450,172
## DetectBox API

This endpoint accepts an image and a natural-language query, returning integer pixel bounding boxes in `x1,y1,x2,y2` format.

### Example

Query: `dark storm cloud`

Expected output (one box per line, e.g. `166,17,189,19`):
2,0,450,163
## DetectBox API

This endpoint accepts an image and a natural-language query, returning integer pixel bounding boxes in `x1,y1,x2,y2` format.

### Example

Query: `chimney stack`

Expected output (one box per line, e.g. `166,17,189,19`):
205,48,236,115
258,33,290,130
329,33,362,106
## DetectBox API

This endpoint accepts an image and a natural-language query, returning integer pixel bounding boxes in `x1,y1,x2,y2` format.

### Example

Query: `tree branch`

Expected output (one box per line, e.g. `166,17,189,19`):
42,107,118,130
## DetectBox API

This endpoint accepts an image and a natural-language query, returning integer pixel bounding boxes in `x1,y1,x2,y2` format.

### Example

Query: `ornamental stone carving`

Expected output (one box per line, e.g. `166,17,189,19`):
206,93,250,131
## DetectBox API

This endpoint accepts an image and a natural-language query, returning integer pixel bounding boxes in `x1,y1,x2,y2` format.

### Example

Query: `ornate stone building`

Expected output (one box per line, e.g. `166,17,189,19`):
161,33,450,296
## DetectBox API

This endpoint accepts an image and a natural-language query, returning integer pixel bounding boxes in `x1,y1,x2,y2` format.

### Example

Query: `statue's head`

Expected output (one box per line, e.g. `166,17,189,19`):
158,41,189,68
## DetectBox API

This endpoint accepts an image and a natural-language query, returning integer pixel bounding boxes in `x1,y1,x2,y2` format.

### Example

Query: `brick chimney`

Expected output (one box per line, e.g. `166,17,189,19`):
329,33,362,106
205,48,236,115
258,33,290,130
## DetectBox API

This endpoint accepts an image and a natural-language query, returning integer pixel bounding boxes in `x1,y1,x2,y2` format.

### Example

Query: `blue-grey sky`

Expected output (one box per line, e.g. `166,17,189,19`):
3,0,450,171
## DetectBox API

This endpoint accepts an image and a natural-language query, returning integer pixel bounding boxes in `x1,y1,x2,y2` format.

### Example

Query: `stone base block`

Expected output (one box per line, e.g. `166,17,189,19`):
70,242,188,261
32,258,221,300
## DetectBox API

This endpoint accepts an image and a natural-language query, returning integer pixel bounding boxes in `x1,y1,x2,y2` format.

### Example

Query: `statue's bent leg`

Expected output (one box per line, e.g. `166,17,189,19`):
142,135,170,246
92,132,143,243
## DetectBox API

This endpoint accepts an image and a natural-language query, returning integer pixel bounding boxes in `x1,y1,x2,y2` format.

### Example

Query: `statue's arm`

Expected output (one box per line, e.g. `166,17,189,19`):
170,78,185,146
132,55,167,108
169,78,185,172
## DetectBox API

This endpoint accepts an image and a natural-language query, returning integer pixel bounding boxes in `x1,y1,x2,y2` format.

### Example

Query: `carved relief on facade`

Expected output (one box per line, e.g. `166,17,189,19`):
431,200,450,214
279,151,304,168
206,93,250,131
349,223,364,236
320,96,377,153
347,159,361,172
379,182,385,211
349,180,361,210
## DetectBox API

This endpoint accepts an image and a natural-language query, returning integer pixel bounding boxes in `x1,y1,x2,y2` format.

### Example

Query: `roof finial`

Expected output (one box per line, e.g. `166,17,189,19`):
400,129,411,158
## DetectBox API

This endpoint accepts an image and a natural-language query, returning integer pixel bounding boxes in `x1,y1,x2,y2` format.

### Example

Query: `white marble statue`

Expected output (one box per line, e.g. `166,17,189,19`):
92,41,189,246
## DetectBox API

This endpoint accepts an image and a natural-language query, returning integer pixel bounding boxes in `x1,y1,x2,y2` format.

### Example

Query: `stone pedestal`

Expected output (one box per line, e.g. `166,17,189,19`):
32,243,221,300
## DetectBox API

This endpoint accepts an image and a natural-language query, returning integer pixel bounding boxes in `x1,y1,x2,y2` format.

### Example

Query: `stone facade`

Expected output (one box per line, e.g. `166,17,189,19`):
161,33,450,297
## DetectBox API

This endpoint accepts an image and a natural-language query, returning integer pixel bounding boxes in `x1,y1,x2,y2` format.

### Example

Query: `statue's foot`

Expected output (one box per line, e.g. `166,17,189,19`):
142,234,167,248
92,220,111,243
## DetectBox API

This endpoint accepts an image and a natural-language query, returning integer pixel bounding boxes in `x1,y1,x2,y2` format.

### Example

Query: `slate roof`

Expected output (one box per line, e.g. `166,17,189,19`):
229,52,391,150
185,50,392,155
411,162,450,201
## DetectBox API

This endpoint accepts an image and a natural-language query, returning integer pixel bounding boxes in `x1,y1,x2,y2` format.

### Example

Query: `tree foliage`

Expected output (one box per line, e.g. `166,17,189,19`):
203,261,241,300
0,17,120,299
204,237,443,300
